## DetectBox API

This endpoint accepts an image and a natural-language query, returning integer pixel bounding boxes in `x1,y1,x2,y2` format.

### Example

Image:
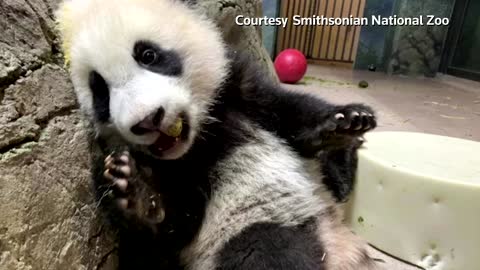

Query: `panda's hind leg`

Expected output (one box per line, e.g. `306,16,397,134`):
317,139,362,202
306,104,375,202
295,103,376,155
318,206,384,270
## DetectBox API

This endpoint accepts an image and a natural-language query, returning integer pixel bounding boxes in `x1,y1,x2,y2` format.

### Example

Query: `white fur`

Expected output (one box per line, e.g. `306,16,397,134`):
109,70,190,142
57,0,228,158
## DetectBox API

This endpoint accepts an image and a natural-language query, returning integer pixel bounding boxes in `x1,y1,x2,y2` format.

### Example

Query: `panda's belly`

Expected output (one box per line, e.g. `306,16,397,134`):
181,128,334,269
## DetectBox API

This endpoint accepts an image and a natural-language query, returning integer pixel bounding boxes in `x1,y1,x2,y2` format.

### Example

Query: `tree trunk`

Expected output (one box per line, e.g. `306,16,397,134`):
0,0,275,269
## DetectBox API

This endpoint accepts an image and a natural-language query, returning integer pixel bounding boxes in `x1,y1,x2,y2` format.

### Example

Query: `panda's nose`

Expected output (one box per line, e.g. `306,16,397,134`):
130,107,165,135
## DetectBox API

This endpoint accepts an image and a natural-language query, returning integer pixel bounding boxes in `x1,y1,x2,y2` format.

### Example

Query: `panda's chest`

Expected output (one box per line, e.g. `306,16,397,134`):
180,130,326,269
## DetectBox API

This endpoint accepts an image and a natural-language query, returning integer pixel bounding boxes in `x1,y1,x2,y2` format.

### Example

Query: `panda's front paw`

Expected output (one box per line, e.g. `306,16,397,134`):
103,151,165,225
103,151,135,210
327,104,376,134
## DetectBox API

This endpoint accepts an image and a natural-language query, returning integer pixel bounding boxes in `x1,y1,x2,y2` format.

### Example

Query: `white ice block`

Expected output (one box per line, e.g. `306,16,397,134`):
345,131,480,270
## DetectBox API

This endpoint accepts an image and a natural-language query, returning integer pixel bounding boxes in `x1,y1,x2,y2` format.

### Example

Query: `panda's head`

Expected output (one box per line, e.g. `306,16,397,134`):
56,0,228,159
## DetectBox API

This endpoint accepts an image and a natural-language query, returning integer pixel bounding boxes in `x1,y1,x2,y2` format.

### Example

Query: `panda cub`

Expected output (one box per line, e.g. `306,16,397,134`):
56,0,380,269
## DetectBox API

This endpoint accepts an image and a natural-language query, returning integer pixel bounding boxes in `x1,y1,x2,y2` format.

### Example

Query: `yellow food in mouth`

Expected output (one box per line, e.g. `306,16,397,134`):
165,118,183,137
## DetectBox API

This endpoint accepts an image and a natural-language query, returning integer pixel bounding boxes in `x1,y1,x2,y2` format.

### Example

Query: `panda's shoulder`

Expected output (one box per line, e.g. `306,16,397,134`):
222,50,275,93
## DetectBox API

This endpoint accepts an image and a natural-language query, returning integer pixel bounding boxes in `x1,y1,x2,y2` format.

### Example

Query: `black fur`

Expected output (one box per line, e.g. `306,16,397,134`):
317,140,361,201
224,51,375,156
216,219,326,270
89,50,376,269
133,40,183,76
88,71,110,122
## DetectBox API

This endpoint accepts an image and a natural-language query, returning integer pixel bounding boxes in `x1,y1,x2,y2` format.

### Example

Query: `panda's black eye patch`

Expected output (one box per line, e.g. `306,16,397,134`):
88,71,110,123
133,41,183,76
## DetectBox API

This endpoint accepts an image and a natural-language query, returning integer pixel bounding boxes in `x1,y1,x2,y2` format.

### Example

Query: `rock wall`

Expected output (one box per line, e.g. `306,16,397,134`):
198,0,278,81
0,0,274,269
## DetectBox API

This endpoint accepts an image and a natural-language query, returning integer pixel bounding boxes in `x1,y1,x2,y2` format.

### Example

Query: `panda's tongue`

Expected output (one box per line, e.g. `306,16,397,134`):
153,132,179,151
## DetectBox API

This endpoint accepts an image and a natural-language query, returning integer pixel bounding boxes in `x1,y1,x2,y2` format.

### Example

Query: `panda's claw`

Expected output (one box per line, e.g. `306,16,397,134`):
330,104,376,134
334,113,345,120
104,154,113,164
103,168,114,180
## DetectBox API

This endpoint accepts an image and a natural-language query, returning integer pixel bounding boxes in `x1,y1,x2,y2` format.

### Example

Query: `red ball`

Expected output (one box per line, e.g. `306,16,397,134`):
274,49,308,84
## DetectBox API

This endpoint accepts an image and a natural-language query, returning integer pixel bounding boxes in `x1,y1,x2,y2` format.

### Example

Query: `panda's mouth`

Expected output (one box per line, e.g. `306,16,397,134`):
148,117,190,156
150,132,180,153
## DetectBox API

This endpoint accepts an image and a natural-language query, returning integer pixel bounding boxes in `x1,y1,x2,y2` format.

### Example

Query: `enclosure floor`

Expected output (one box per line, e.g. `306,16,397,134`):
288,64,480,141
285,65,480,270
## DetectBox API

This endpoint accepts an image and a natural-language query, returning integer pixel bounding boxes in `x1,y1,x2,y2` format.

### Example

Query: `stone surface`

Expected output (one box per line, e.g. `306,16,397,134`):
0,114,118,270
0,0,60,88
0,116,39,151
198,0,279,82
0,0,276,269
3,65,76,122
